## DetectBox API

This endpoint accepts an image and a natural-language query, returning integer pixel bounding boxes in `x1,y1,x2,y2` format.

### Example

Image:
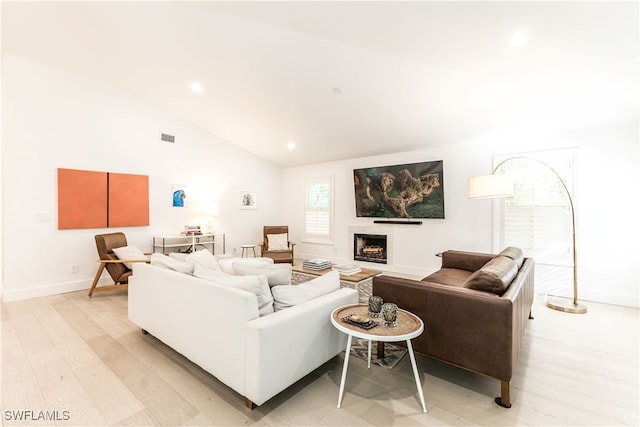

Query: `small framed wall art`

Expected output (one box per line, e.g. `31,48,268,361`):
172,185,188,207
240,191,257,210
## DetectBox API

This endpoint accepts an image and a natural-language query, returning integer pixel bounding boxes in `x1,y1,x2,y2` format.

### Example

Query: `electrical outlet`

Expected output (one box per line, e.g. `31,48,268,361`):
71,264,80,274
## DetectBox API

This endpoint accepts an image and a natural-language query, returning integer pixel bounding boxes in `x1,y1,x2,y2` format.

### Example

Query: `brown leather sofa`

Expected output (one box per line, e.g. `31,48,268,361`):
372,247,534,408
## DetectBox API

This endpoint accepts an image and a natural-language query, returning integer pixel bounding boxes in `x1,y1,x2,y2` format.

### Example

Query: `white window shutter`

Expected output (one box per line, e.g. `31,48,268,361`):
305,178,332,239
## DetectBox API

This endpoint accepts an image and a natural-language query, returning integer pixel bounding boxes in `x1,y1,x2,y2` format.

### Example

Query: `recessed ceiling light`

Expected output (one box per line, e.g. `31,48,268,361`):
190,82,203,93
509,31,528,49
287,141,296,150
332,87,343,94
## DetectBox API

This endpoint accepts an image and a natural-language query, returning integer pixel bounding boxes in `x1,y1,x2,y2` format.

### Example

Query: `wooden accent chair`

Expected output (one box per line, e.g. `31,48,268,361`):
259,226,295,264
88,232,148,297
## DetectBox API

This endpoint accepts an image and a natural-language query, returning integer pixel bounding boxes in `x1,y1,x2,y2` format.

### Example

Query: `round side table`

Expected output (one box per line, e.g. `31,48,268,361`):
240,244,257,258
330,303,427,413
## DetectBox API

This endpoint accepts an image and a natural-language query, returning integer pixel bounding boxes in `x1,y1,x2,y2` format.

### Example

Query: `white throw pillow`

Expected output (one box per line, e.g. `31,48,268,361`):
233,262,292,287
193,266,274,316
186,249,220,271
112,245,148,269
150,253,194,274
271,270,340,311
168,252,188,262
267,233,289,251
218,257,274,275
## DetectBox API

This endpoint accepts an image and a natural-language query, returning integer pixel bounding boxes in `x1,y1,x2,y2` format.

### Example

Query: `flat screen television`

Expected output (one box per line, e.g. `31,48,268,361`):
353,160,444,219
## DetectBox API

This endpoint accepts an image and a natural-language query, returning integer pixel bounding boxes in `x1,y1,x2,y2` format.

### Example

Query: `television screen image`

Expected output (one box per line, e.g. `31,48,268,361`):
353,160,444,219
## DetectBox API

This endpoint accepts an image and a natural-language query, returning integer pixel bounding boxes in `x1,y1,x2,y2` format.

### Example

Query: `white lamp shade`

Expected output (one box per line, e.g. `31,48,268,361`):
467,174,514,199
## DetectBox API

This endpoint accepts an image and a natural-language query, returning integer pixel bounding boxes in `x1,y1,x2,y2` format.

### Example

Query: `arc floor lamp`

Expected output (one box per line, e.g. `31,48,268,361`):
467,156,587,314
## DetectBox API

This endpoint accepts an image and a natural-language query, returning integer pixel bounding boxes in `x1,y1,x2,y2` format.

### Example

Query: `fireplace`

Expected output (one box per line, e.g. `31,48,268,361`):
354,233,387,264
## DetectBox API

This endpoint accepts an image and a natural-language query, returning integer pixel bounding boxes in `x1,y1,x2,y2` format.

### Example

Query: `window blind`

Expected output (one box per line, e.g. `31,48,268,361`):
305,180,331,237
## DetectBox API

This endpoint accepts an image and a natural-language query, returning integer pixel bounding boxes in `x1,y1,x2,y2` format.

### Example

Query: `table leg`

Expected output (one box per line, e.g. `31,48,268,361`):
406,339,427,413
337,334,353,408
367,340,372,368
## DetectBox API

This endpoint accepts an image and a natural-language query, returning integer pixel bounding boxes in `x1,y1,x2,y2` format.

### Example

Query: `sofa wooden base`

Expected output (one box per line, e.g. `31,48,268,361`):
245,398,257,410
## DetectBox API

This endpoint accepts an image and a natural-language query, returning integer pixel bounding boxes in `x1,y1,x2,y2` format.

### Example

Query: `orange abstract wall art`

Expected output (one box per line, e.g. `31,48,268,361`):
57,168,149,229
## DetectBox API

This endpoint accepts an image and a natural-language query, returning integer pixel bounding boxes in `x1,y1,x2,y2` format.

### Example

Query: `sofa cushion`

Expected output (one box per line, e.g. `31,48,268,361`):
193,266,274,315
217,257,274,274
498,247,524,269
112,245,148,269
463,255,518,295
186,249,220,271
422,268,472,287
168,252,188,261
233,262,292,287
150,253,194,274
271,270,340,311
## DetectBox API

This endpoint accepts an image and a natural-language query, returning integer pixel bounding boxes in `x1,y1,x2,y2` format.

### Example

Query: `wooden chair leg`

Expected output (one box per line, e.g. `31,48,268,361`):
495,381,512,408
88,262,106,297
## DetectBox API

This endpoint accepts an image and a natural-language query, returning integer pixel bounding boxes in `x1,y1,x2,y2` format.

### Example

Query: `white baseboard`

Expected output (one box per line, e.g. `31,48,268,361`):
579,289,639,309
1,277,111,302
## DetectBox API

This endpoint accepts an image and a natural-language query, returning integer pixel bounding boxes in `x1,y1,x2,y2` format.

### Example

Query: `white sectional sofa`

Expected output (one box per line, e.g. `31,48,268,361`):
128,260,358,409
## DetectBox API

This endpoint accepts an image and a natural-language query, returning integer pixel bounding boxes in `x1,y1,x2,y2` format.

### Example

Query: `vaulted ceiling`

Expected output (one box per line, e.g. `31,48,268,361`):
3,1,638,167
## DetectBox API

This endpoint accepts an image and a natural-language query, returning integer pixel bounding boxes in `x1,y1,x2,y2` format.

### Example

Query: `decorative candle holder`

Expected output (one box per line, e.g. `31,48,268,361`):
368,296,383,318
382,303,398,327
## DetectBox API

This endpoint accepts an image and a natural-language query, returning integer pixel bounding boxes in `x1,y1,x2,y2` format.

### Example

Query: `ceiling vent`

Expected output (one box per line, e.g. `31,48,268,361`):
161,133,175,143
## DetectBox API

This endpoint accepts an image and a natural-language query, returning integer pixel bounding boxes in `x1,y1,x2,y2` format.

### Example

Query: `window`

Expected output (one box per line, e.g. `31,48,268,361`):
495,149,577,296
304,177,333,243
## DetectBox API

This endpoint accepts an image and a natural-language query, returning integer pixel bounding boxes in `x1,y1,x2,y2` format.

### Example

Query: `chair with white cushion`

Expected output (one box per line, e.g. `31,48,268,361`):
259,226,295,264
88,232,149,297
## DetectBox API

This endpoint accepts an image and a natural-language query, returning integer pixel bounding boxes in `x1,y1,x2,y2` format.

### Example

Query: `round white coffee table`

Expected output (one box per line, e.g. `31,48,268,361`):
330,303,427,413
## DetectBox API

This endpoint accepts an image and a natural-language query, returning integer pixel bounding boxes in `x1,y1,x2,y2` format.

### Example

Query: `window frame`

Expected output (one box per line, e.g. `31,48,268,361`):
303,176,334,245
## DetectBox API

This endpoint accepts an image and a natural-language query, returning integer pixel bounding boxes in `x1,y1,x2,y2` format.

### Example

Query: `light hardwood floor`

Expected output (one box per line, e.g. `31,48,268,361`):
1,290,638,426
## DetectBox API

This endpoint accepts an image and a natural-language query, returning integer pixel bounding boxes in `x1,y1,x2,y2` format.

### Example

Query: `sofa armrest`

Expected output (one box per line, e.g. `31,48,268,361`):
440,250,496,272
373,275,514,381
244,287,358,406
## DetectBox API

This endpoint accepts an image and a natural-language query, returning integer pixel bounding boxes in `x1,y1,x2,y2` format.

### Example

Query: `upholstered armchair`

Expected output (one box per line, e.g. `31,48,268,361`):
88,232,148,297
259,226,295,264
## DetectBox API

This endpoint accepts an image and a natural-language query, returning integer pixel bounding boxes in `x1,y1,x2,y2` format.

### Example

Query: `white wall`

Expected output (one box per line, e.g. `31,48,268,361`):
3,54,638,308
1,55,284,301
283,121,639,308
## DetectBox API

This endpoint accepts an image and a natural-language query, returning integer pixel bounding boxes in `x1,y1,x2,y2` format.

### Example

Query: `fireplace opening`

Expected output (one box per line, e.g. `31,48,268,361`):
354,233,387,264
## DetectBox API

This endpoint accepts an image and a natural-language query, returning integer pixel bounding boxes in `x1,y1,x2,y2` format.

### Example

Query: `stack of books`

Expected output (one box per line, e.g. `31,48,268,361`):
332,264,362,276
181,225,203,236
303,258,332,270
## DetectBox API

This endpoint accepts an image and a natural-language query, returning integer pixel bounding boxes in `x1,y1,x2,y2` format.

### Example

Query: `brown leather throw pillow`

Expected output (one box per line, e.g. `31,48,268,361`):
463,255,518,295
